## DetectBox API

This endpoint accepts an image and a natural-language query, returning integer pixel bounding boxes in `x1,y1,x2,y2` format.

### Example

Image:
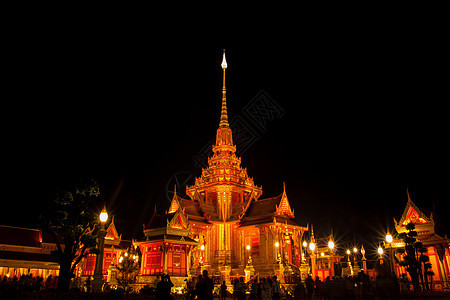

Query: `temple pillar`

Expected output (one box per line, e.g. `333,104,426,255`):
311,254,316,277
163,243,169,274
186,245,192,277
436,245,449,288
330,255,336,276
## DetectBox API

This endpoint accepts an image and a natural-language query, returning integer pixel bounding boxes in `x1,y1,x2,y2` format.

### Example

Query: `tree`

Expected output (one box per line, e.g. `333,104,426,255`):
397,223,432,292
40,178,101,292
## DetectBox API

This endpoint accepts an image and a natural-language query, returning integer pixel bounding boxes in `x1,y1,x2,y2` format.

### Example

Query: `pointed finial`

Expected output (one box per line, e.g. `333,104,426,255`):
407,188,412,202
219,49,229,128
221,49,227,69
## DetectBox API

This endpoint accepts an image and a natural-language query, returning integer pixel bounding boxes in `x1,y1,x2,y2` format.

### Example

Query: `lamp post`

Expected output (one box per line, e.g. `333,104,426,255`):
275,241,281,264
378,244,384,264
309,241,316,277
346,249,355,276
352,247,361,274
328,238,335,276
386,232,395,276
93,207,108,292
244,245,255,281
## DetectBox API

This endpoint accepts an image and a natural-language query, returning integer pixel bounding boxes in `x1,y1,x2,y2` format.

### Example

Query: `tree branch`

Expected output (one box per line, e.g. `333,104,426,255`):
70,246,88,274
42,227,63,256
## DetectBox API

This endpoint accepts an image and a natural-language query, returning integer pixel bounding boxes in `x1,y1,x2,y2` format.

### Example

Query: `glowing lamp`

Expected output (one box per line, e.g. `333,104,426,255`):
353,247,358,253
99,208,108,223
303,241,308,247
346,249,351,255
328,241,334,249
386,233,393,243
309,242,315,251
200,244,205,251
275,242,280,248
246,245,251,251
378,247,383,255
320,252,325,257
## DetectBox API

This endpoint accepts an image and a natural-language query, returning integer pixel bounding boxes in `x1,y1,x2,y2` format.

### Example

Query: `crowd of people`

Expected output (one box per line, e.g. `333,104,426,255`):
0,271,419,299
181,271,412,299
0,274,58,293
291,271,410,299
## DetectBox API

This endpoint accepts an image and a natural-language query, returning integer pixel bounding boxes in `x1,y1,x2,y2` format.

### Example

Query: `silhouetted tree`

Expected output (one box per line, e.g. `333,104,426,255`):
397,223,432,292
40,179,100,292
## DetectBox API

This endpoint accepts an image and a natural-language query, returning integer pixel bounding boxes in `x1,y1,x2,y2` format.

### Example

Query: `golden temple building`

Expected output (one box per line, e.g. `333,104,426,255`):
134,51,308,286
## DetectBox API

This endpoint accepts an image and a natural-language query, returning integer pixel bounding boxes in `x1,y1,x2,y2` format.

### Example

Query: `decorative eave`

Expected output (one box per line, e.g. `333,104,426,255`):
135,234,198,246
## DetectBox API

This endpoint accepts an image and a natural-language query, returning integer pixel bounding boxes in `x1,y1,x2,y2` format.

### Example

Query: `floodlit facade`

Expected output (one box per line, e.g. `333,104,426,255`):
134,51,308,286
390,192,450,289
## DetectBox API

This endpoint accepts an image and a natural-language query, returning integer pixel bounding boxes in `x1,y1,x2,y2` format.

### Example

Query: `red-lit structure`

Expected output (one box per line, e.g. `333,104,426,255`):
390,191,450,289
77,216,131,280
0,225,59,279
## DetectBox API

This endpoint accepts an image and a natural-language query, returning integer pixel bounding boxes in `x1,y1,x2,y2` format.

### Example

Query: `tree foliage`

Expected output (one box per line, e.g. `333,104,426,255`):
39,178,101,291
397,223,433,292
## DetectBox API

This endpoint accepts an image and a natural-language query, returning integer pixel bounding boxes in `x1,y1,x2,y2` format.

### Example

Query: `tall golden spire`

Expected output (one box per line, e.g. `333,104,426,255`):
219,49,229,128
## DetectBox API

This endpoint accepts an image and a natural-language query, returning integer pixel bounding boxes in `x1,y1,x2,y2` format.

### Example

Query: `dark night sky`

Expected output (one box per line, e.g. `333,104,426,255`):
2,19,448,256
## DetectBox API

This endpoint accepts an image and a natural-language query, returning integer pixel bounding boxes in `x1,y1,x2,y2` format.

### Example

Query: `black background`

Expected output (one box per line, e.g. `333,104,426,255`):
2,16,448,257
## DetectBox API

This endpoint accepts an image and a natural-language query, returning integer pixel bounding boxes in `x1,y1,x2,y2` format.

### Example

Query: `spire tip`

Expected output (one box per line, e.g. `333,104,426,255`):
221,50,227,69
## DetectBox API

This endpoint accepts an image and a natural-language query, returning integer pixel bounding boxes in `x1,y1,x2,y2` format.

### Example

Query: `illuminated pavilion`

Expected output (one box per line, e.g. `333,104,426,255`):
134,51,308,286
389,191,450,289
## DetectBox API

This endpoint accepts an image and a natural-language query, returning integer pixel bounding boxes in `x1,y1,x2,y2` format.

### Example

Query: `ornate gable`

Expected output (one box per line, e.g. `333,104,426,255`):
275,183,294,218
397,191,432,227
168,191,181,214
104,216,122,245
168,207,190,230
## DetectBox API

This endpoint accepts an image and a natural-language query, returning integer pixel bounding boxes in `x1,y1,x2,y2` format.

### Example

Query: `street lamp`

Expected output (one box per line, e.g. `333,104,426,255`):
328,238,335,276
386,232,393,243
309,241,316,276
328,240,334,250
244,244,255,281
377,246,383,256
386,232,394,276
100,209,108,223
93,206,108,292
378,244,384,264
275,241,281,263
